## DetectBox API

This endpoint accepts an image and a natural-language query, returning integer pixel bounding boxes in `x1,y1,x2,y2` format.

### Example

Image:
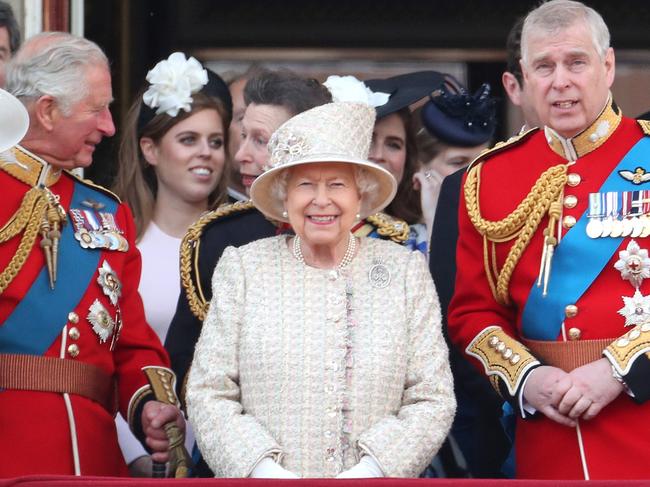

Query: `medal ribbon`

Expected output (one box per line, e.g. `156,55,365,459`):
0,182,117,354
522,137,650,340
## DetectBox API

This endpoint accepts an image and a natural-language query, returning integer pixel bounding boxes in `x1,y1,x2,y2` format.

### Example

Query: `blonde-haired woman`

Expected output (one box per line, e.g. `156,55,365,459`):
112,52,232,476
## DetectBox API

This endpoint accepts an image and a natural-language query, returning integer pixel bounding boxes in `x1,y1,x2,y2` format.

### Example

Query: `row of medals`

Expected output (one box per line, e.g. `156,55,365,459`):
69,208,129,252
586,191,650,239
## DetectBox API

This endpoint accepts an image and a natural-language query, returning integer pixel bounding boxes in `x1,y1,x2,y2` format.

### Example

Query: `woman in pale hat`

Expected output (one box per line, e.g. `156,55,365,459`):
186,76,455,478
112,52,232,476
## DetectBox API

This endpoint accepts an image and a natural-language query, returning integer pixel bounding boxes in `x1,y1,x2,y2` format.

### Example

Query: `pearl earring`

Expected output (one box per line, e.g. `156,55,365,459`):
355,213,361,220
282,210,288,219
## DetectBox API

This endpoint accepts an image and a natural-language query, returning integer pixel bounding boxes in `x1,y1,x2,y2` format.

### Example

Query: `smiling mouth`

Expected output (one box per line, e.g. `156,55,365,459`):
190,167,213,176
553,100,578,109
307,215,338,224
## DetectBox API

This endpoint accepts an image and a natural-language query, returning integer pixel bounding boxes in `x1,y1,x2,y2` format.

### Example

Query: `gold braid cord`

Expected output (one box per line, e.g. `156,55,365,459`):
179,201,255,321
365,212,410,243
464,162,568,305
0,187,49,294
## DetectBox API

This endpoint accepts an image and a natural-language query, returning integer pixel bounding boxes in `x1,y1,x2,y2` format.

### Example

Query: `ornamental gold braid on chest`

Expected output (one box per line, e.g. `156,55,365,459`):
0,185,67,293
464,161,569,305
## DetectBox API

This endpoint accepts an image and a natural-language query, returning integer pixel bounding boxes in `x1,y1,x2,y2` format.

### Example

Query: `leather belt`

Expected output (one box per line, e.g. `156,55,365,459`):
0,353,117,413
524,338,614,372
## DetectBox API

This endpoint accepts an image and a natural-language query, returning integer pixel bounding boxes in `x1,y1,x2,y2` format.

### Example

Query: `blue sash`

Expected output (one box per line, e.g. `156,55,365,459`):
0,182,117,355
522,137,650,340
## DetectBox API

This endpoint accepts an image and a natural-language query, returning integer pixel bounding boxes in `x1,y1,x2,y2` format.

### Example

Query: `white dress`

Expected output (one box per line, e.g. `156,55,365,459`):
187,235,456,478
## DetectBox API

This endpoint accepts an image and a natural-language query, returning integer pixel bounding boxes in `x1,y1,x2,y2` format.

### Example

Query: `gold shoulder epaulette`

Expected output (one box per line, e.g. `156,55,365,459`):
65,170,122,203
637,119,650,137
180,200,256,321
365,212,410,244
467,127,539,171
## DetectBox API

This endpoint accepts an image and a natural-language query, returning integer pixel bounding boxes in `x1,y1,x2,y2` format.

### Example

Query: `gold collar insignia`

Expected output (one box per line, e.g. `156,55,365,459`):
0,145,62,187
544,94,622,162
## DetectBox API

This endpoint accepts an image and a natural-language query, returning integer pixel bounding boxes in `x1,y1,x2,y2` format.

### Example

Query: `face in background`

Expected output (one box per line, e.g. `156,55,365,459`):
141,108,225,208
227,76,247,192
521,19,615,138
235,103,292,195
501,71,541,129
285,162,361,249
424,143,488,179
0,26,10,87
368,113,407,184
46,63,115,169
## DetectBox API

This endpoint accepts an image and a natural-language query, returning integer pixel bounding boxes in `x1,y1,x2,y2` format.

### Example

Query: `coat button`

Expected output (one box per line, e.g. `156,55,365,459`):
68,327,80,340
563,215,576,229
565,304,578,318
563,195,578,208
568,327,581,340
67,344,80,358
567,173,581,186
68,312,79,324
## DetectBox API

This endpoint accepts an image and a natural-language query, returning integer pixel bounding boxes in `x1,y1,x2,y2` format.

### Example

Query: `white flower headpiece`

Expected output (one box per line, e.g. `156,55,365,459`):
323,75,389,107
142,52,208,117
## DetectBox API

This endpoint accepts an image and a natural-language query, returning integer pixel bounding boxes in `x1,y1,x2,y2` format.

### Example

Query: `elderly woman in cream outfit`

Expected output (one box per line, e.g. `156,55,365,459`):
186,77,455,479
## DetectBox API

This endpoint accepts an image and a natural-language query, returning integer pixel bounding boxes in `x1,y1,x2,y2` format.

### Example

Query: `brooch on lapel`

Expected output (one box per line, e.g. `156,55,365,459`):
368,258,391,289
619,167,650,185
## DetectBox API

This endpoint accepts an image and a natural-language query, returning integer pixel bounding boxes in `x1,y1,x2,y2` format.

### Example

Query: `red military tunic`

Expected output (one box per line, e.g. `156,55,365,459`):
449,101,650,480
0,146,171,477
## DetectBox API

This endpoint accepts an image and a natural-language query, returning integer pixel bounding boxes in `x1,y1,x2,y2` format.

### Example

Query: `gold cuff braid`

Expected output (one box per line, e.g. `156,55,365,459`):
603,323,650,376
464,162,568,305
466,326,540,397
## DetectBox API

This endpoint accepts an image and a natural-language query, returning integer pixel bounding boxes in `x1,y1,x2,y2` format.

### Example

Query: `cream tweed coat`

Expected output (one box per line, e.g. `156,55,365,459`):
186,236,455,478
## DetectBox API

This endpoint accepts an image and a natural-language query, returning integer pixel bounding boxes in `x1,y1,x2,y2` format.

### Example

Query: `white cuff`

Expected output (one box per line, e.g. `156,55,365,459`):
249,457,299,478
519,369,537,418
336,456,384,478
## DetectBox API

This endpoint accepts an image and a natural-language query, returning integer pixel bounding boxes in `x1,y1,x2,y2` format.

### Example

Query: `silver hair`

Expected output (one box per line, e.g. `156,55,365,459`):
6,32,108,115
270,164,379,217
521,0,610,65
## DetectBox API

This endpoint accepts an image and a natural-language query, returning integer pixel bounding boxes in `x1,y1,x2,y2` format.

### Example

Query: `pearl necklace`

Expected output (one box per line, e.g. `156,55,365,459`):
293,233,356,270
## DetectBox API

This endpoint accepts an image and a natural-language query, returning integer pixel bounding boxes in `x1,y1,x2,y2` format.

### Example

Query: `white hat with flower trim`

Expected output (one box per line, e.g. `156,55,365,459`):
250,75,397,223
136,52,232,134
0,88,29,153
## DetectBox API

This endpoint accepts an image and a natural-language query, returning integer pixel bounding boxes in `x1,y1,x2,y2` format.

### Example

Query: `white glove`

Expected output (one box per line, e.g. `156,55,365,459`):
250,457,300,478
336,456,384,478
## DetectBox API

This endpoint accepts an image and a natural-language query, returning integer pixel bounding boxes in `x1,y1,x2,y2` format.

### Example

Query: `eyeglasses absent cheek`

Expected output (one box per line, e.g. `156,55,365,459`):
179,135,197,145
568,59,588,73
209,137,224,149
534,64,554,77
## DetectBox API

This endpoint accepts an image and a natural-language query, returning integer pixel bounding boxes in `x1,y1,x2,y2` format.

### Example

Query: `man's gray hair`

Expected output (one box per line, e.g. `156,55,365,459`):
6,31,108,115
521,0,610,64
